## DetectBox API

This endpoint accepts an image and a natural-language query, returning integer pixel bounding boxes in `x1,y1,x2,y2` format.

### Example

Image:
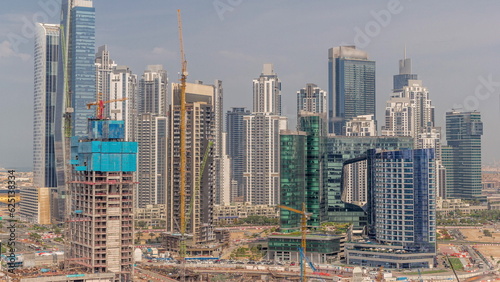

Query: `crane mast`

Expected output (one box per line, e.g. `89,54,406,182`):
177,9,188,259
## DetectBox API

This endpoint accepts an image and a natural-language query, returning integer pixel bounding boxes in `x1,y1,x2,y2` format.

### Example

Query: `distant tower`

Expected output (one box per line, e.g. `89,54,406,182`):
296,83,327,115
136,65,168,208
367,149,436,254
33,23,59,189
253,63,281,115
109,66,138,141
245,64,287,205
68,119,137,281
53,0,96,222
226,107,250,201
328,46,376,135
32,23,59,225
167,81,217,244
95,45,117,103
443,111,483,199
393,49,418,91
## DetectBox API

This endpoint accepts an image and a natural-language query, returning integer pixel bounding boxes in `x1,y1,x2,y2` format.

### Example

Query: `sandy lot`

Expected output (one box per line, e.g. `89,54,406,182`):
475,245,500,263
460,228,500,243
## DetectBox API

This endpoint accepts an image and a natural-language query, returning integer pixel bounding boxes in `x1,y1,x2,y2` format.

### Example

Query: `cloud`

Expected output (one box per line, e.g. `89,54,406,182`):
0,40,30,61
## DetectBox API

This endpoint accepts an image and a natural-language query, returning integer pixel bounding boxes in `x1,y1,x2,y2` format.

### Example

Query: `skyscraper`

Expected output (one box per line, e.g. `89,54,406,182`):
53,0,96,221
382,56,445,197
65,0,96,138
346,148,436,269
212,80,227,205
34,23,59,190
68,119,137,281
109,66,138,141
226,107,250,201
328,46,375,135
167,81,216,244
280,112,326,230
382,79,436,140
136,65,168,208
245,64,287,205
244,113,287,205
95,45,116,103
443,111,483,199
253,63,281,115
393,54,418,91
296,83,327,115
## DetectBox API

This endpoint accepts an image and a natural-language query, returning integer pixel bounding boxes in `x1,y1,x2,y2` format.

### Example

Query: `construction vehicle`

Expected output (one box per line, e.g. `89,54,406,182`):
86,93,127,120
278,203,311,282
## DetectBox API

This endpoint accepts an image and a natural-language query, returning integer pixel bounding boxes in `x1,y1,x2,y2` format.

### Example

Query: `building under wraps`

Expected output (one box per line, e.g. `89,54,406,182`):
68,119,138,281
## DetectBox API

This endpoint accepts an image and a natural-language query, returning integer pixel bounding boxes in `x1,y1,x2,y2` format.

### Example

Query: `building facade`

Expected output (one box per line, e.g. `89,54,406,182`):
244,113,287,205
345,114,377,137
253,63,281,115
226,107,250,201
328,46,375,135
136,65,168,208
296,83,327,115
443,111,483,199
68,119,137,281
346,148,436,269
323,136,414,226
167,82,216,244
53,0,96,222
33,23,59,191
280,112,326,230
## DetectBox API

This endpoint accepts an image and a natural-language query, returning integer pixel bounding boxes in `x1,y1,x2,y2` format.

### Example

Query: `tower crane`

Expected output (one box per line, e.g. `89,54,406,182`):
86,93,127,120
278,203,311,282
177,9,189,260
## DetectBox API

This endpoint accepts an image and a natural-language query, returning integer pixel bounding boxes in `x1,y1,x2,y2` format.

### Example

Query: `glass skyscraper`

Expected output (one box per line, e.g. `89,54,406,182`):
226,107,251,200
366,149,436,253
33,23,59,189
443,111,483,199
279,112,326,230
53,0,96,221
328,46,375,135
324,136,414,226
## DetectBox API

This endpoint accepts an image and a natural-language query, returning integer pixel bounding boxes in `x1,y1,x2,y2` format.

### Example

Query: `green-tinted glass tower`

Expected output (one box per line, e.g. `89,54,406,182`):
443,111,483,199
279,112,326,231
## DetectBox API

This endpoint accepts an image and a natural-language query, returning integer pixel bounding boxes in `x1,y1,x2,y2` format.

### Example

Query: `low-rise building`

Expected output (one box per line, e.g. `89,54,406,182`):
267,234,344,264
212,202,279,225
135,204,167,227
345,242,435,269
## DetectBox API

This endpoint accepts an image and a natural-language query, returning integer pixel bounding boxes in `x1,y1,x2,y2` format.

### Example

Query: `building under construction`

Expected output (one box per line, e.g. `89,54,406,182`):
166,82,217,251
67,119,138,281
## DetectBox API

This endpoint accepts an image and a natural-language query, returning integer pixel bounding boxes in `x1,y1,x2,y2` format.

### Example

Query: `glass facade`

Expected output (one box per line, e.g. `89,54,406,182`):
70,5,96,137
279,113,325,230
226,107,250,199
366,149,436,253
328,47,375,135
324,136,414,226
443,111,483,199
279,132,306,230
33,23,59,189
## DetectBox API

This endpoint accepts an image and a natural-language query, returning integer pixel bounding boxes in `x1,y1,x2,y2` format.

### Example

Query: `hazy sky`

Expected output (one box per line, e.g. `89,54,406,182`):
1,0,499,169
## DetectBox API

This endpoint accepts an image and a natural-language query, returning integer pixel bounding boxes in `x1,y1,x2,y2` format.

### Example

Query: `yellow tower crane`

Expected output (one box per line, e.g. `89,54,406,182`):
278,203,311,282
177,9,188,260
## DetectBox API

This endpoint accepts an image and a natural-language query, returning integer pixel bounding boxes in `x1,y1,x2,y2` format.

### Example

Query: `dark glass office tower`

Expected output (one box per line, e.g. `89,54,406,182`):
226,107,250,200
328,46,375,135
443,111,483,199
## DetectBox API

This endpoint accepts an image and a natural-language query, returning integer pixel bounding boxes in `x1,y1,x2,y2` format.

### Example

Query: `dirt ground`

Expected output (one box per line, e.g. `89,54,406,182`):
460,228,500,243
475,245,500,262
229,229,264,240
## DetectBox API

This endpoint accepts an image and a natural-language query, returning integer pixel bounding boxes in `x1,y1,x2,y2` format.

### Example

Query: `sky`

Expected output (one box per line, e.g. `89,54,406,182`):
1,0,499,169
